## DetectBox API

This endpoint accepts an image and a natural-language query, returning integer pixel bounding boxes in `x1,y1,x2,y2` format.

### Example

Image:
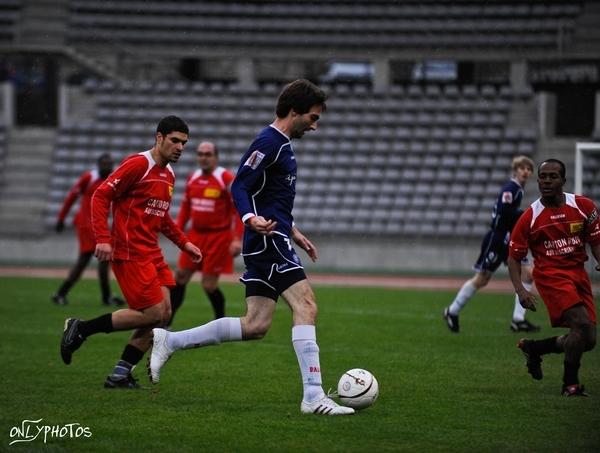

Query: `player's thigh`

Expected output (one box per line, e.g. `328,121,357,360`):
175,266,195,285
281,279,317,318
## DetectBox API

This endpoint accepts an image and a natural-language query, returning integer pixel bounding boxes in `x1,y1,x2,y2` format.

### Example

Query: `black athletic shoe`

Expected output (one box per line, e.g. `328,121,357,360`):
511,320,541,333
562,384,589,397
104,373,141,389
517,338,543,380
443,307,459,333
103,296,126,306
60,318,85,365
52,294,69,305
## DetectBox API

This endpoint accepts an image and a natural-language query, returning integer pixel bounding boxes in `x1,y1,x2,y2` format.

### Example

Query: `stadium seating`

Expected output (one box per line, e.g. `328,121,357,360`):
66,1,583,51
46,81,536,238
0,0,21,44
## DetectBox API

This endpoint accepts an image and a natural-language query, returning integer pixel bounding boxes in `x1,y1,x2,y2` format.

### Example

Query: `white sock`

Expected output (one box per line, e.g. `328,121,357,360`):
448,281,477,315
292,325,325,403
512,282,533,322
167,317,242,350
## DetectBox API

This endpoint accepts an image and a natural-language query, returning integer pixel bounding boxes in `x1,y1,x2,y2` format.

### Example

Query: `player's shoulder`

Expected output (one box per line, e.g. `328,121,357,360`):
573,194,597,208
251,126,290,153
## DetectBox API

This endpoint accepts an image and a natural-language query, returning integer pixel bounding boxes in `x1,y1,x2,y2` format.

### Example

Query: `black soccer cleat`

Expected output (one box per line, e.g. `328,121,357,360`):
562,384,589,397
60,318,85,365
517,338,543,380
52,294,69,305
103,296,126,306
510,320,541,333
443,307,460,333
104,373,141,389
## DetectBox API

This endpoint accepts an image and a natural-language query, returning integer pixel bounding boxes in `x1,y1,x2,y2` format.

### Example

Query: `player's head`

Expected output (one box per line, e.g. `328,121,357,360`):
155,116,189,164
197,141,218,172
511,155,534,185
537,159,566,199
275,79,327,139
96,153,114,179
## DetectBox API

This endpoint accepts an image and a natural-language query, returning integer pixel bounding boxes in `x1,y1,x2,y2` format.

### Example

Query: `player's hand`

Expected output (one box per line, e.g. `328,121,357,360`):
183,241,202,263
517,289,537,312
94,242,113,262
229,238,242,256
247,216,277,236
55,221,65,233
292,229,318,262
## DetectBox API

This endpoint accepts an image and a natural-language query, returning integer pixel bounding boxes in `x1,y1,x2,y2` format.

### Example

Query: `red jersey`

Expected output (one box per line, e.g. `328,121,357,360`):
57,169,104,228
509,193,600,271
176,166,243,237
92,151,189,261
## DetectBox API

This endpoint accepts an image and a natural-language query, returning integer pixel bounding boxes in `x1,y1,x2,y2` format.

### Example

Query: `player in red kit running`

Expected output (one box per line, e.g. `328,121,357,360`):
59,116,202,388
508,159,600,397
52,153,124,306
170,141,243,323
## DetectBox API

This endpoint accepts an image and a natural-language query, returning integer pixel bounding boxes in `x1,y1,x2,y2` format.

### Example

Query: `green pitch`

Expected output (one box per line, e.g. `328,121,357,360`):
1,276,599,452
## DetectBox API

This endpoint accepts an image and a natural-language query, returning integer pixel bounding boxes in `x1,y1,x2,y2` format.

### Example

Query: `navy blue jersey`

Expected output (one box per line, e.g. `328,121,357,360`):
231,125,297,254
490,178,524,233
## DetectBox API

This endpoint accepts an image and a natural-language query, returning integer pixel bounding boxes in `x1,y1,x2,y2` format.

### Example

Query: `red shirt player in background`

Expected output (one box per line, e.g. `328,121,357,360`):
508,159,600,397
52,153,124,306
59,116,202,389
170,141,243,323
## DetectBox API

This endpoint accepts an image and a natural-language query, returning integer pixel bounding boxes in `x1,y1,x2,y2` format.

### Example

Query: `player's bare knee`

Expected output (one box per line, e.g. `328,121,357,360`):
243,320,270,340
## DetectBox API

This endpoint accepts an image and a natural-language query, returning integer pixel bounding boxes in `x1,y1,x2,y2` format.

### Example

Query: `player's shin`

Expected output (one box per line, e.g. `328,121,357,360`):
166,317,242,350
292,325,326,403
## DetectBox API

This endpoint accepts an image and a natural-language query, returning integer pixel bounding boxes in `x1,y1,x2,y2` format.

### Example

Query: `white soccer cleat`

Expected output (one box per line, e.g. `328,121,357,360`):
300,396,355,415
148,328,173,384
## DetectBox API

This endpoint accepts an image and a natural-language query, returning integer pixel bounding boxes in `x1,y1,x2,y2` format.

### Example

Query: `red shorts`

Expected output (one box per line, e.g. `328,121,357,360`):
112,257,175,310
533,266,596,327
178,229,234,275
77,226,96,254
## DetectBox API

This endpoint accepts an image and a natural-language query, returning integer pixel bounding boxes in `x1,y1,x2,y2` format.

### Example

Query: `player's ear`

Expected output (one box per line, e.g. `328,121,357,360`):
156,132,163,146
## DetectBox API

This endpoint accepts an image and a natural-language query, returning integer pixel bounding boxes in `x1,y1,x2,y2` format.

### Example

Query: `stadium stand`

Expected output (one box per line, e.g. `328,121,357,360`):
45,81,535,238
0,0,22,44
66,1,583,51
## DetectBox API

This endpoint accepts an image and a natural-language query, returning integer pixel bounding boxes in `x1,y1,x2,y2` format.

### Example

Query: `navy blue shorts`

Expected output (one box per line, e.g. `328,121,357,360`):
474,230,529,273
240,234,306,301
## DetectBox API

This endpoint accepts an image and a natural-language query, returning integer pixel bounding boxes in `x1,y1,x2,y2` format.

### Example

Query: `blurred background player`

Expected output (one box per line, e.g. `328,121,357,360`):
509,159,600,397
169,141,243,324
443,155,539,333
59,116,202,389
52,153,124,306
149,79,354,415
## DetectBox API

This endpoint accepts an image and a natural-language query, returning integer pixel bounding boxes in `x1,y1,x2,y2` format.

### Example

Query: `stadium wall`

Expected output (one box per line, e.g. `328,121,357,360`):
0,235,482,276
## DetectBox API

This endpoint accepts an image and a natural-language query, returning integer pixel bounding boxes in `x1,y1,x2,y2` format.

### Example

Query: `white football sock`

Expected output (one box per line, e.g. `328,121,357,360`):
167,317,242,350
292,325,325,403
448,280,477,315
512,282,533,322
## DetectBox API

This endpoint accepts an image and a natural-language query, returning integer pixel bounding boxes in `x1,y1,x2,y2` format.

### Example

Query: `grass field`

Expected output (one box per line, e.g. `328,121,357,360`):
1,276,599,452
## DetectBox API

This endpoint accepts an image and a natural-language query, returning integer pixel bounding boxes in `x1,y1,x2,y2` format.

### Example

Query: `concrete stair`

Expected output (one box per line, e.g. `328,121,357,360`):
0,127,56,236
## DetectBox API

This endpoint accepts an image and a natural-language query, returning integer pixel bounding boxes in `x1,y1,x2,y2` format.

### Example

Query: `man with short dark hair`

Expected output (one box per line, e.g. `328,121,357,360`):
509,159,600,396
52,153,124,306
59,116,202,389
149,80,355,415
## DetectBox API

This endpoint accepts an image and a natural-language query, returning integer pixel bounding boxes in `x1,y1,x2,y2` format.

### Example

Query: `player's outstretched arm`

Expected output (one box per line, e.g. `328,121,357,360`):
291,226,318,262
508,256,537,311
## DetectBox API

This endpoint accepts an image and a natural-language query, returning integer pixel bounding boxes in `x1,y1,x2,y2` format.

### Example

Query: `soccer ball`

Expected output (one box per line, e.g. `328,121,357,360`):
337,368,379,410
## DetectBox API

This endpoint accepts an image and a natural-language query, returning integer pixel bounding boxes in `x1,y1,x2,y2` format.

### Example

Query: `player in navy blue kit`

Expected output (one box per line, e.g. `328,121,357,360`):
444,155,540,333
149,79,354,415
